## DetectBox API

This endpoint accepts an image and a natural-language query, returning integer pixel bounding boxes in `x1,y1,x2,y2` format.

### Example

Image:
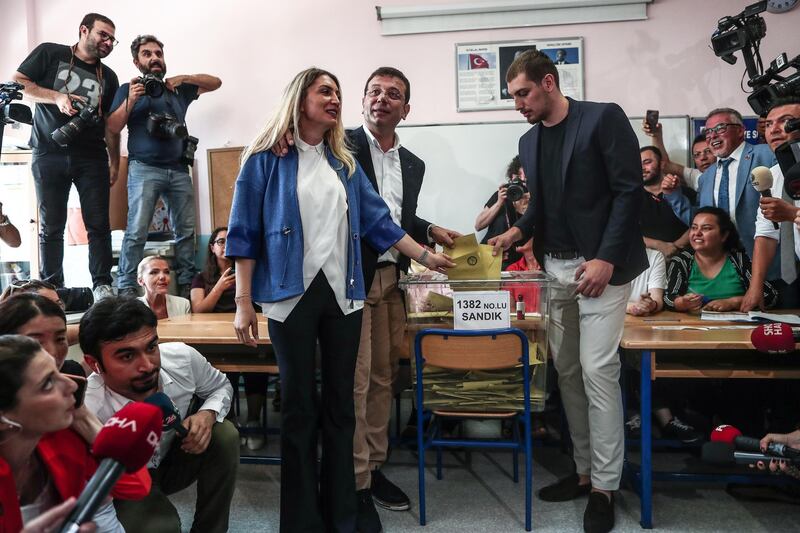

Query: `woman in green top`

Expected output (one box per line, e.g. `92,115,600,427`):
664,207,777,312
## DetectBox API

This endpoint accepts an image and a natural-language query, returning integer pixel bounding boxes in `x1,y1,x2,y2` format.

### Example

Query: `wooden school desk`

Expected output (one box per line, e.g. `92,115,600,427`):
621,312,800,528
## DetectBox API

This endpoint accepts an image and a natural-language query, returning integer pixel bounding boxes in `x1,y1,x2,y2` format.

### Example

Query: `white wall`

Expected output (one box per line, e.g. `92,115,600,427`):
2,0,798,233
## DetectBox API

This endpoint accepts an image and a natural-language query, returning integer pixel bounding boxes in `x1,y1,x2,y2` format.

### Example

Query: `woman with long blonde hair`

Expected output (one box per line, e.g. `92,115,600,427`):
227,68,452,531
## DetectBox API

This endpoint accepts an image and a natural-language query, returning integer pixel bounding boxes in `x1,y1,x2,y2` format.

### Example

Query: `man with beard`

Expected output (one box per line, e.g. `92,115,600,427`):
13,13,121,302
107,35,221,298
81,296,238,533
639,146,688,258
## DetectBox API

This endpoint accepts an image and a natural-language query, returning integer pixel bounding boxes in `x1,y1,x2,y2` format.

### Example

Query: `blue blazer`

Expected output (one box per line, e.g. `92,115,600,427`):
664,142,778,278
225,147,405,304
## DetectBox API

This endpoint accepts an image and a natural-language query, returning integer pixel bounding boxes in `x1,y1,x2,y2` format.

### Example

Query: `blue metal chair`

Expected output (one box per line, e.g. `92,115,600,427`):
414,327,533,531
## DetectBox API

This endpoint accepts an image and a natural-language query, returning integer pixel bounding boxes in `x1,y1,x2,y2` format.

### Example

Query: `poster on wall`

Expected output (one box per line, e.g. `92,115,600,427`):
455,38,583,112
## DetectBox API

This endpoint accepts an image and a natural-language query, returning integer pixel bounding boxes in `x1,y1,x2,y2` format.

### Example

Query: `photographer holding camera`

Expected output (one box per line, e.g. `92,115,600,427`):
12,13,120,302
474,155,527,267
107,35,220,298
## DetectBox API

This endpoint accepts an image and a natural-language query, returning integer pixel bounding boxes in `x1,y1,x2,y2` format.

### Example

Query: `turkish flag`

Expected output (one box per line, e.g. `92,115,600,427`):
469,54,489,69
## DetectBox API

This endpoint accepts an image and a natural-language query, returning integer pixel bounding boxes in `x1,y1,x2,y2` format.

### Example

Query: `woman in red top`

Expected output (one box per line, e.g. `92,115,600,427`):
0,335,150,532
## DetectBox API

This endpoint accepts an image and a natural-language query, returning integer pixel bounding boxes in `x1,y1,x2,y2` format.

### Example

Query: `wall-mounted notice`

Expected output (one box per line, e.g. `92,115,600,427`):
456,38,584,112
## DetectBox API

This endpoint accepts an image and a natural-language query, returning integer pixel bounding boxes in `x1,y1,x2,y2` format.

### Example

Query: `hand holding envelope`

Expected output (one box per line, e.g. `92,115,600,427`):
447,234,502,281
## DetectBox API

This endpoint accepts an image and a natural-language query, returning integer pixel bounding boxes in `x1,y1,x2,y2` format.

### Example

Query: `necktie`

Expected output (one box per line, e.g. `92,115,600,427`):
780,186,798,284
716,158,732,214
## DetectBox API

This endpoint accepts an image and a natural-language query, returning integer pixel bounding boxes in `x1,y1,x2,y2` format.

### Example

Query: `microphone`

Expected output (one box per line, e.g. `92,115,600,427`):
750,166,779,230
710,424,800,460
144,391,188,438
750,323,799,353
59,402,162,533
701,441,798,466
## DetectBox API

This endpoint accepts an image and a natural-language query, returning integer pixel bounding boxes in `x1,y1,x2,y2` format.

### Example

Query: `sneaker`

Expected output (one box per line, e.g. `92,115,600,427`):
356,488,383,533
117,287,140,298
538,472,592,502
583,491,614,533
92,284,114,302
661,417,702,444
370,469,410,511
245,420,265,451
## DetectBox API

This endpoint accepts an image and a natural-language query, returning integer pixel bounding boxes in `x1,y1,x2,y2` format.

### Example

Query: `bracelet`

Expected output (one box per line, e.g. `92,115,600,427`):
418,249,429,266
234,295,252,303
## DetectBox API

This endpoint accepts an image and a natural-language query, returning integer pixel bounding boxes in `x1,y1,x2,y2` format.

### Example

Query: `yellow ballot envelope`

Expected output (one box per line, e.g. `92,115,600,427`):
447,234,502,281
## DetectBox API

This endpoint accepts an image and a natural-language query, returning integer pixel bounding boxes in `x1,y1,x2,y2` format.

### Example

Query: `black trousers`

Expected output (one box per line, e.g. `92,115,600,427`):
31,152,112,288
268,271,361,533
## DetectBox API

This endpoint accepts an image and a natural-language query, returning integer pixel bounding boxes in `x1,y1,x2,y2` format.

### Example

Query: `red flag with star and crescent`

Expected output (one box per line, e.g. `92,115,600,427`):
469,54,489,69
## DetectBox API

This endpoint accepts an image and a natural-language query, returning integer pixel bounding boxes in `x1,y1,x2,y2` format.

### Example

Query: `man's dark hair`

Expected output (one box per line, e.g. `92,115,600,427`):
0,335,41,411
130,34,164,61
640,145,662,162
692,133,707,146
363,66,411,104
506,156,522,180
694,206,743,252
79,297,157,367
766,96,800,115
0,293,66,335
505,49,560,89
78,13,115,38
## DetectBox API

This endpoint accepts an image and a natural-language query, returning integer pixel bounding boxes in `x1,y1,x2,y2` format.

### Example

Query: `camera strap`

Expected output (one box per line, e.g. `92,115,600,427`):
67,44,104,116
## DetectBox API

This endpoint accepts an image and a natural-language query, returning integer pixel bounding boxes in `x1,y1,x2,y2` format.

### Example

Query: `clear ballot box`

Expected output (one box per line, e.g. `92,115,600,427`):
399,270,552,413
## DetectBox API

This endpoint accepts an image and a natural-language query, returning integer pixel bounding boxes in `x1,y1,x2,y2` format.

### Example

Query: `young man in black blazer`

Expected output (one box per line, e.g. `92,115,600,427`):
491,50,647,533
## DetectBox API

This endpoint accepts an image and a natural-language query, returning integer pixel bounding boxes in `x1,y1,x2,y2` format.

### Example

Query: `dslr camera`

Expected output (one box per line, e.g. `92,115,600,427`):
51,99,101,147
146,112,187,139
502,177,526,202
136,74,165,98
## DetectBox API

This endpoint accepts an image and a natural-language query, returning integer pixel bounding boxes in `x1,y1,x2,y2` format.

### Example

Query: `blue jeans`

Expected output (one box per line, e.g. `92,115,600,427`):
31,152,112,288
117,160,196,289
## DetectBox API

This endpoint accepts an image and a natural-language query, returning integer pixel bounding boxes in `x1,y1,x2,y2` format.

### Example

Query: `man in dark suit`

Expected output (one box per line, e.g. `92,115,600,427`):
351,67,460,533
490,50,646,533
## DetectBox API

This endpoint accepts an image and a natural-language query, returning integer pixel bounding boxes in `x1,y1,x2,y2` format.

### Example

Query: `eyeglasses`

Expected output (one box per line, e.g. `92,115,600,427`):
212,238,227,246
95,30,118,47
704,123,742,137
6,279,65,309
366,87,404,102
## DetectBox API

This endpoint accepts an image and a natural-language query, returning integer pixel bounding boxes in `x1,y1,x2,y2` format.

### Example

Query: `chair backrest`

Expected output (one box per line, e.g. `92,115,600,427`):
415,328,528,371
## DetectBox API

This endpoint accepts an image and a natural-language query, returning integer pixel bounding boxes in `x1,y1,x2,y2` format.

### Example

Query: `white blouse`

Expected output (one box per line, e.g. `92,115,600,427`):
261,136,363,322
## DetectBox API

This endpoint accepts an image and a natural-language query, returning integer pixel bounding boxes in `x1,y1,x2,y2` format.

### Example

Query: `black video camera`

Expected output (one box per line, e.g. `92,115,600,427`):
137,74,165,98
51,99,101,147
0,81,32,126
711,1,800,115
502,177,526,202
146,112,187,139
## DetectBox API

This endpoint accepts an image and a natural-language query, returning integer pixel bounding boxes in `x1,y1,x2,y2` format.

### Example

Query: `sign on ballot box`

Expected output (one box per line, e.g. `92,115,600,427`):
453,291,510,330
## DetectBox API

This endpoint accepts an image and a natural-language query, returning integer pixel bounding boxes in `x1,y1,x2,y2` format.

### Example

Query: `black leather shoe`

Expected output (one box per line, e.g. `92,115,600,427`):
583,491,615,533
371,469,411,511
356,489,383,533
538,472,592,502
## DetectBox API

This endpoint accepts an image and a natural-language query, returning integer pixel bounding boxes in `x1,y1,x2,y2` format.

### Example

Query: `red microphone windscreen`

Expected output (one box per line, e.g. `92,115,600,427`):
92,402,163,472
750,323,795,353
710,424,742,445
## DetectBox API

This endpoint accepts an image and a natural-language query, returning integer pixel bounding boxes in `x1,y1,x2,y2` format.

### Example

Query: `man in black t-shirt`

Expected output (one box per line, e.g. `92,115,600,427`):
475,155,526,267
639,146,689,257
491,50,646,533
14,13,120,301
106,35,221,298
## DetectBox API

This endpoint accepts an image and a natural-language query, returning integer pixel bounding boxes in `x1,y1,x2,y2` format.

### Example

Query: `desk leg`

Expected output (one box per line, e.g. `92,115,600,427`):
640,350,653,529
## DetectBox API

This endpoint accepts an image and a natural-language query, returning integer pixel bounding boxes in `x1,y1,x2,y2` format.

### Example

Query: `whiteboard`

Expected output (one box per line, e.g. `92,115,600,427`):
397,116,690,239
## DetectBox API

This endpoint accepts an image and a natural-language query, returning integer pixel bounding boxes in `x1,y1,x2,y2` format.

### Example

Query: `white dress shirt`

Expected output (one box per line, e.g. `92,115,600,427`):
628,249,666,304
712,142,745,224
85,342,233,468
138,294,191,318
364,125,404,264
260,135,361,322
682,166,702,191
754,164,800,259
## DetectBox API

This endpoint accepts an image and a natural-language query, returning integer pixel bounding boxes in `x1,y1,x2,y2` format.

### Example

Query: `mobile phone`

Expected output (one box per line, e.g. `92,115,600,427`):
645,109,659,132
67,374,88,408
